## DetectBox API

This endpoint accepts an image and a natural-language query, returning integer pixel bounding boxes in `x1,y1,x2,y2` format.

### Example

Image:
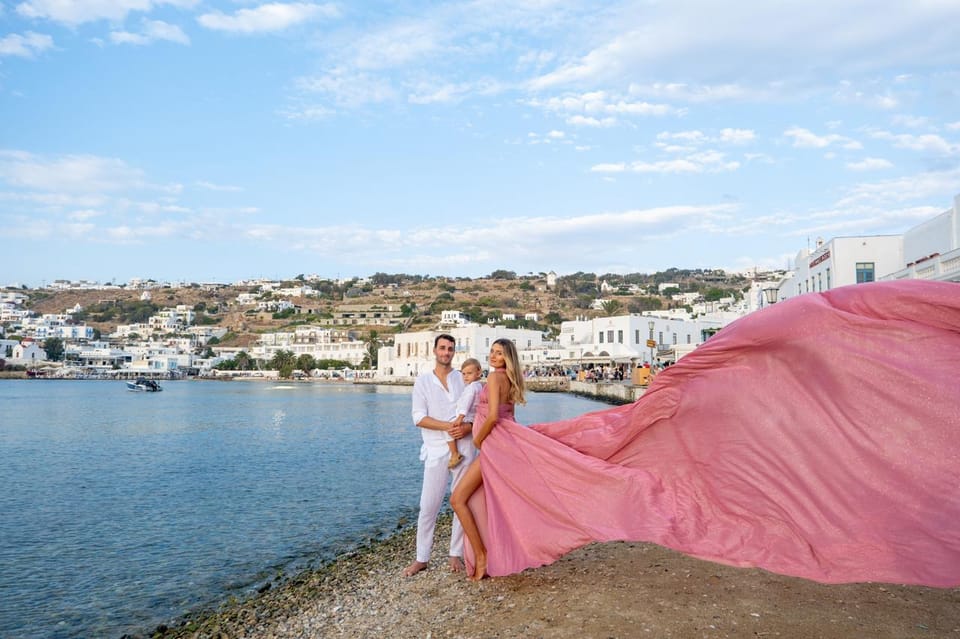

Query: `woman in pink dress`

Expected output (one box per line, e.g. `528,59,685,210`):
451,338,526,581
453,280,960,588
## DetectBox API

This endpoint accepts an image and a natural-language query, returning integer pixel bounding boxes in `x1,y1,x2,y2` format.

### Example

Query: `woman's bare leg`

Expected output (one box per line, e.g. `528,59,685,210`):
450,458,487,581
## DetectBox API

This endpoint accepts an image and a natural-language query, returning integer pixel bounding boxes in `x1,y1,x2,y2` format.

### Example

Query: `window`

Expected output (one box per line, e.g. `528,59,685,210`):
635,329,640,344
856,262,875,284
818,273,822,291
599,332,604,343
607,330,614,343
672,333,677,345
826,267,831,290
617,330,623,344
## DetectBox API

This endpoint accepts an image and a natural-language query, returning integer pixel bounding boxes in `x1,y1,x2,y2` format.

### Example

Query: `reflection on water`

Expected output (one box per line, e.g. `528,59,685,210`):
0,379,607,639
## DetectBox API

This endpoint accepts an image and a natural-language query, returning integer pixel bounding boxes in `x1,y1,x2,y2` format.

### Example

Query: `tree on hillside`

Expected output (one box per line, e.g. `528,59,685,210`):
601,300,623,316
489,270,516,280
296,354,317,374
42,337,65,362
628,297,662,313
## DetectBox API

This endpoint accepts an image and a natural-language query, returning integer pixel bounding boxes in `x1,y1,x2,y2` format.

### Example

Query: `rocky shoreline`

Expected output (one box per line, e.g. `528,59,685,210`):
147,513,960,639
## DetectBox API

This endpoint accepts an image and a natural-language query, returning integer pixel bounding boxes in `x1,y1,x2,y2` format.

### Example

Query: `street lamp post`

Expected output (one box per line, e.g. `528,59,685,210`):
763,286,779,307
647,320,655,365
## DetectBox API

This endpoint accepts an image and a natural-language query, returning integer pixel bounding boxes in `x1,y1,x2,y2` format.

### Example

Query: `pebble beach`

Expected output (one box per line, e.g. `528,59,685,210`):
151,514,960,639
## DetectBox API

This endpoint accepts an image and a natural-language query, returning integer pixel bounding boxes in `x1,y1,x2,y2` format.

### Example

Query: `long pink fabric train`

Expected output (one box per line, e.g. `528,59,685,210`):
464,279,960,587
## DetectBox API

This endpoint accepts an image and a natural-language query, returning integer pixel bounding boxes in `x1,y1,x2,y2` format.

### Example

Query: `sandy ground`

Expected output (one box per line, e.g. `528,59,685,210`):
155,515,960,639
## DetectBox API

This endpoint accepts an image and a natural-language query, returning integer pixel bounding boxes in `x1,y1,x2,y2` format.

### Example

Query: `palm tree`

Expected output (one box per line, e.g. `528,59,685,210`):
364,330,380,369
601,299,623,316
234,350,253,371
269,349,296,378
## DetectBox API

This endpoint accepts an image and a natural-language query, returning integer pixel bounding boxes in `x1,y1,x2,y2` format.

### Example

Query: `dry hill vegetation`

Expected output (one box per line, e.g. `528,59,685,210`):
13,269,749,347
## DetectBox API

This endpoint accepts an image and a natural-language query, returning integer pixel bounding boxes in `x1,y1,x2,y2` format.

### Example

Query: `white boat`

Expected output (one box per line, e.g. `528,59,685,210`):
126,378,162,392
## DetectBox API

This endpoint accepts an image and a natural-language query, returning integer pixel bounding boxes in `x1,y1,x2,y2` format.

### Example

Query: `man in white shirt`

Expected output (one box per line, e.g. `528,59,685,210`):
404,333,478,576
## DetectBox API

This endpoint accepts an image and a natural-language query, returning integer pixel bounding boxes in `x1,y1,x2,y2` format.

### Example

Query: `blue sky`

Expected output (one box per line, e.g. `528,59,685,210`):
2,0,959,287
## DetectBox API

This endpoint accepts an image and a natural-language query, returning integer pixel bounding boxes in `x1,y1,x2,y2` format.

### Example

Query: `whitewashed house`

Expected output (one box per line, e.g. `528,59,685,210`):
252,326,367,366
11,341,47,364
376,324,545,379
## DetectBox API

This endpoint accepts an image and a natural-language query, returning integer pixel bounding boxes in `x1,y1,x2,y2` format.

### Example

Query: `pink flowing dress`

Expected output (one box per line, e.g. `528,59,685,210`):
464,280,960,587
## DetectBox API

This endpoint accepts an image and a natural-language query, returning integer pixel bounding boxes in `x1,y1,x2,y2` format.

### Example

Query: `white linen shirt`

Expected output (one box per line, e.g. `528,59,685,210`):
412,368,465,466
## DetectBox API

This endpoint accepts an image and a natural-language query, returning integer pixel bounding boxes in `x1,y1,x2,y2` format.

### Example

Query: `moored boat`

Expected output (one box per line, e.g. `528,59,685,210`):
126,378,162,392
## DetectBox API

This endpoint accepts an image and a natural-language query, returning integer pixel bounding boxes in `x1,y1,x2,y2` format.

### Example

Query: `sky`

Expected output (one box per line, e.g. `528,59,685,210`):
2,0,959,288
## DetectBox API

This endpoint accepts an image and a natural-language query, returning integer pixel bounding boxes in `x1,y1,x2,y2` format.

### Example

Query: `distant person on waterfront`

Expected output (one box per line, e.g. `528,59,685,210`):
404,334,477,577
450,338,526,581
448,358,483,468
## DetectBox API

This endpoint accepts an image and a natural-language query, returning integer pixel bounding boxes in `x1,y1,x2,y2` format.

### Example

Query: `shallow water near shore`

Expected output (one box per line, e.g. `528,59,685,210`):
0,379,606,639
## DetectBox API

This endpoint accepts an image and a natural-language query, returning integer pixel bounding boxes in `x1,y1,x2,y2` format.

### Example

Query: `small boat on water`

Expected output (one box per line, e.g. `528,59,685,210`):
126,378,163,392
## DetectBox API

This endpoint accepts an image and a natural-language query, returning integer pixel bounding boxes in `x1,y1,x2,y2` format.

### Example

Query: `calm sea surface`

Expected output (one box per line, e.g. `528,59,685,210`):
0,379,607,639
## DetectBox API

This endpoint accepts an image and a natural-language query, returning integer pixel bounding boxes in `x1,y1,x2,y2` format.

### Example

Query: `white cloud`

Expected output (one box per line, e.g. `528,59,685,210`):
110,20,190,46
655,128,755,148
294,69,396,108
195,181,242,192
947,122,960,131
279,104,336,121
0,31,54,58
16,0,198,26
784,127,861,150
657,130,707,144
528,91,676,118
348,20,443,71
835,168,960,207
591,150,739,175
198,2,337,34
845,157,893,171
565,115,617,128
719,128,756,145
407,81,474,105
891,114,929,129
529,2,960,93
870,130,958,155
627,82,773,103
589,162,626,173
0,151,147,193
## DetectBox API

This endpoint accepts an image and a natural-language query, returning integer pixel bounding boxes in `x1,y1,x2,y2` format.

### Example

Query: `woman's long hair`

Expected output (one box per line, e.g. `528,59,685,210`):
493,338,526,405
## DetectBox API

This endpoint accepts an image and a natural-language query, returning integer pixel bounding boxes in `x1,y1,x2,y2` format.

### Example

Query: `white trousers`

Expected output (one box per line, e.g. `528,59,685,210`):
415,436,477,562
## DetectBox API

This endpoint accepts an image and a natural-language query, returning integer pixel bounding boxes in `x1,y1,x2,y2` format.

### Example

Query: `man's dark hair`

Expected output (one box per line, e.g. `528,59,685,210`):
435,333,455,347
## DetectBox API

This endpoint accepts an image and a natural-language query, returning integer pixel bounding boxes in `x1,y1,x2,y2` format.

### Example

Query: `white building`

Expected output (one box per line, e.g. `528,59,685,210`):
125,343,193,373
438,310,473,328
884,193,960,283
773,192,960,302
546,271,557,289
65,342,131,370
557,314,725,366
376,325,546,378
148,305,196,332
251,326,368,366
10,341,47,364
112,323,152,339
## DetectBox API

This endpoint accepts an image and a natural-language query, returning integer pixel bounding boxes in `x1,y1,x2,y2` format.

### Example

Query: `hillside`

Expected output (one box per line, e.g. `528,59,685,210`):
11,270,749,346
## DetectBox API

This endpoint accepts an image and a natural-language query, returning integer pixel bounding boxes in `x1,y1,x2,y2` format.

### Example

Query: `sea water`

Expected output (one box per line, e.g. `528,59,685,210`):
0,379,608,639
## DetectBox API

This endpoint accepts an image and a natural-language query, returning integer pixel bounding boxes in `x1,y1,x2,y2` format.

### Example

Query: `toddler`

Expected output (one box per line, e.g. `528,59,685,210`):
448,358,483,468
